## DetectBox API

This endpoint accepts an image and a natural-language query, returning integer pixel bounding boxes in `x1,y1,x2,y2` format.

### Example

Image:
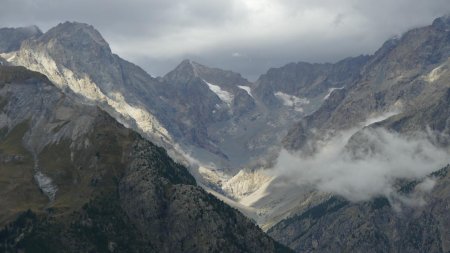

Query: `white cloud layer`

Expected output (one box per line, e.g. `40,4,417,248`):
1,0,450,79
273,127,450,204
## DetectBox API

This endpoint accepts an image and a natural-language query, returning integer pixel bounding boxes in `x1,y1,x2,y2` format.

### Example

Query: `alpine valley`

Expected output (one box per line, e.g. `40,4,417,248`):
0,13,449,253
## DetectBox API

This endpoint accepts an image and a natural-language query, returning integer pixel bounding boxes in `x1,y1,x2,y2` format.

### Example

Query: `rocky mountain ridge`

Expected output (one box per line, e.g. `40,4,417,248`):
283,15,450,151
0,21,356,205
262,14,450,253
253,55,370,110
1,15,450,253
1,22,174,151
0,65,291,252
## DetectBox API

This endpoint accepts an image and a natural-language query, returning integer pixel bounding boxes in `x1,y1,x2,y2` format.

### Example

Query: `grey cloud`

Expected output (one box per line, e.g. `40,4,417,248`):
1,0,450,79
0,0,238,36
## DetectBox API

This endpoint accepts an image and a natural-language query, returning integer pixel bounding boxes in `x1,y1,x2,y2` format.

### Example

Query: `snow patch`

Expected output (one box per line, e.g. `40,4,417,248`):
274,91,309,112
204,80,234,105
34,171,58,202
238,85,253,98
323,87,344,100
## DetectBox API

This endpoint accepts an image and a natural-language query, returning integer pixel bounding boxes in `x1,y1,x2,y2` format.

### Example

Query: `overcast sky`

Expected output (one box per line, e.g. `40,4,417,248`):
1,0,450,80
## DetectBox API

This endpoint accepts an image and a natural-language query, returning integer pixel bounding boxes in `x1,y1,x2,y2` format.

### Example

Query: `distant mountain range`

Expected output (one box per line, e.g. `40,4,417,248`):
0,14,449,253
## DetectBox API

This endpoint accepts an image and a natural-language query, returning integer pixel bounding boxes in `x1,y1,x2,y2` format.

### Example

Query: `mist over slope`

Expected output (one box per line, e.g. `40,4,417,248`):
275,124,449,203
273,15,450,205
263,15,450,253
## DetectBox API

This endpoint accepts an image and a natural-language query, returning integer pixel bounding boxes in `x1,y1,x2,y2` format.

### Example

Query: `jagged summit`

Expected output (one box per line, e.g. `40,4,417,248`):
178,58,194,67
38,21,110,51
3,21,173,151
253,55,369,109
164,59,199,83
432,14,450,30
165,59,251,90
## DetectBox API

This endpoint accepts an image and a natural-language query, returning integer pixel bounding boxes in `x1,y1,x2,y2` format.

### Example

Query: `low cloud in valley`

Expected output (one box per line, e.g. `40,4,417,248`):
273,126,450,205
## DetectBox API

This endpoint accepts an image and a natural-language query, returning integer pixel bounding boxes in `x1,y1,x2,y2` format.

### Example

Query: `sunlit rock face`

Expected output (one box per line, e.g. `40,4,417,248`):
3,22,173,152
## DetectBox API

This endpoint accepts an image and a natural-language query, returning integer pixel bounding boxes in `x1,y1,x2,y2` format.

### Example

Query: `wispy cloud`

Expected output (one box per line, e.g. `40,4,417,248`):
272,125,449,204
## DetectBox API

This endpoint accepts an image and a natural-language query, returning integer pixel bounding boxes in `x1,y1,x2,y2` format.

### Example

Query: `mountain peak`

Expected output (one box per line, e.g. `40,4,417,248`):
166,59,199,79
53,21,99,33
179,59,197,70
178,59,205,70
165,59,251,90
432,14,450,31
179,58,193,65
40,21,110,50
173,59,217,74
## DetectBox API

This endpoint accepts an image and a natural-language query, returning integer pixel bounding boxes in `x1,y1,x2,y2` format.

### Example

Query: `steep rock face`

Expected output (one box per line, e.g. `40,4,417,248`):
0,23,289,210
0,65,121,226
264,15,450,253
0,21,360,186
372,86,450,143
253,55,369,109
0,22,278,171
119,140,290,253
0,65,292,253
268,166,450,253
283,16,450,151
3,22,173,150
190,60,256,116
159,60,256,156
159,60,232,155
160,59,296,171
